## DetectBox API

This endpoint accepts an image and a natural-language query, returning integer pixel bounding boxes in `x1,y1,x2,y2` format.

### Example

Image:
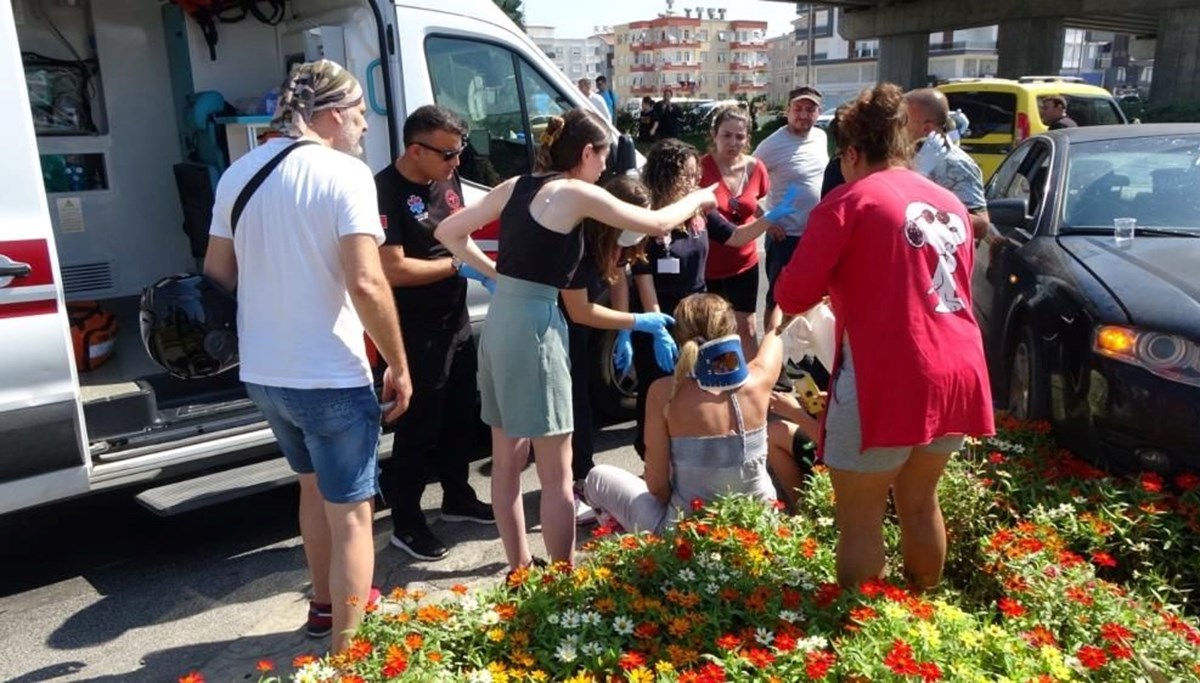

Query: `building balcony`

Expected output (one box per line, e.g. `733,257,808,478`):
730,82,768,92
729,40,766,50
661,62,699,71
630,42,652,52
729,62,768,72
630,84,659,95
630,63,656,72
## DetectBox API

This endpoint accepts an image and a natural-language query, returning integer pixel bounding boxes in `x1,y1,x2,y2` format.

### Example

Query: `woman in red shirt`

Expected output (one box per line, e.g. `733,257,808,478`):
774,84,994,590
700,106,770,355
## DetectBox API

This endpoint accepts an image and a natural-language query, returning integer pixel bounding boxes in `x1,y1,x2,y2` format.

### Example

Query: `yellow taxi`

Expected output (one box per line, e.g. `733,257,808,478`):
937,76,1127,181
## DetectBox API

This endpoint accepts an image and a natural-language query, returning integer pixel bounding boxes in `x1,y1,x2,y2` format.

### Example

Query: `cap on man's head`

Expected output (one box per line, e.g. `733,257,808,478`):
788,86,822,106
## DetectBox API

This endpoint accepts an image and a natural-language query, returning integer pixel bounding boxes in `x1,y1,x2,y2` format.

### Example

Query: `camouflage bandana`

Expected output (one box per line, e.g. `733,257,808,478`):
271,59,364,137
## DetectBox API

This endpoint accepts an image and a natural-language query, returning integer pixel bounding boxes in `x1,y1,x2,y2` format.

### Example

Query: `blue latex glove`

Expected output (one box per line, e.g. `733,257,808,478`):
613,328,633,375
631,312,674,335
764,185,801,223
652,327,678,373
459,263,497,294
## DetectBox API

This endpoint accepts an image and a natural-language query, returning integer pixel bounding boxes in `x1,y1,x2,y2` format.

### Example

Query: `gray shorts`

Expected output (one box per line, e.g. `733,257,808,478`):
823,346,964,473
477,275,573,438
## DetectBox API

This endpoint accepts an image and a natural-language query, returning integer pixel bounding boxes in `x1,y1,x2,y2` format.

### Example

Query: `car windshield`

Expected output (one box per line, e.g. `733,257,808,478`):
944,91,1015,138
1061,134,1200,234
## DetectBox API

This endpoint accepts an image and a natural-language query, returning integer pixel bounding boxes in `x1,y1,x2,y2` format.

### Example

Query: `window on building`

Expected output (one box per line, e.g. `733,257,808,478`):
717,51,728,63
699,29,709,41
717,30,727,41
699,51,708,63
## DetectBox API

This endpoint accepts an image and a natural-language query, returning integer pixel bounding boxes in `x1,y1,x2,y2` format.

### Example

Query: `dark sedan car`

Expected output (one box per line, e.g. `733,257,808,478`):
975,124,1200,475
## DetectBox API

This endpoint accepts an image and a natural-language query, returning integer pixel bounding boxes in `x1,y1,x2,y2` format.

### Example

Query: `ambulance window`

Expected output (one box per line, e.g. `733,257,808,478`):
427,36,562,187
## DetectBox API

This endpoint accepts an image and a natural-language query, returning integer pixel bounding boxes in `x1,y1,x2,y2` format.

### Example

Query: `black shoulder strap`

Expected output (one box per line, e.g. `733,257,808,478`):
231,140,318,235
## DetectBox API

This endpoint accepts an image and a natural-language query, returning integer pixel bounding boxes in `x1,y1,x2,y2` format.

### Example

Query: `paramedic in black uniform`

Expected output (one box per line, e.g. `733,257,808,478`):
375,105,495,561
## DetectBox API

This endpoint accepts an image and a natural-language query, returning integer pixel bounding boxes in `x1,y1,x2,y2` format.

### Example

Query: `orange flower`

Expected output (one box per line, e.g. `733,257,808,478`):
801,537,818,559
382,644,408,678
404,632,424,650
426,651,444,663
416,604,451,623
495,602,517,620
668,616,692,637
451,584,469,595
255,660,274,673
344,637,373,662
292,654,317,668
339,676,366,683
178,673,205,683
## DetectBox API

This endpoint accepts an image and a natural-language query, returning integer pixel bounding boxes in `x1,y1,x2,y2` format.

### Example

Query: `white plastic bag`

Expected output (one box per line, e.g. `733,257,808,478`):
782,301,836,371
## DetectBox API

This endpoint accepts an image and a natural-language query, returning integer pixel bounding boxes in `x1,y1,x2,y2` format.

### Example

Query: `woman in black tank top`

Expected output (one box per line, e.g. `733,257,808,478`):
435,108,716,573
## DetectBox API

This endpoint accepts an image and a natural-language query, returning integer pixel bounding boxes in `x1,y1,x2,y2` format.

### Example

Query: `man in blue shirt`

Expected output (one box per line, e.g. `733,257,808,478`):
595,75,617,123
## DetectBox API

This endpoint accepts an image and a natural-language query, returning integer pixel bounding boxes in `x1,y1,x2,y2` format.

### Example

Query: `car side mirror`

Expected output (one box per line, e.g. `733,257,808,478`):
988,197,1031,229
602,134,637,183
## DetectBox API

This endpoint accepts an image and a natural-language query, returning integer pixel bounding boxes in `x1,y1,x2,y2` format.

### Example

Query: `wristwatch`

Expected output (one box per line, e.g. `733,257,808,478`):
450,256,463,273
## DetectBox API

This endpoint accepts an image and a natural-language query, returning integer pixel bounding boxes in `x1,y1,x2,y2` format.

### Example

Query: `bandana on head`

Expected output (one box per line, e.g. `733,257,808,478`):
271,59,364,137
691,335,749,392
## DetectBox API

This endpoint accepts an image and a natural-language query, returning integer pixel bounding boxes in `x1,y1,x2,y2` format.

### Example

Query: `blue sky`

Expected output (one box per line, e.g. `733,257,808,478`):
522,0,802,40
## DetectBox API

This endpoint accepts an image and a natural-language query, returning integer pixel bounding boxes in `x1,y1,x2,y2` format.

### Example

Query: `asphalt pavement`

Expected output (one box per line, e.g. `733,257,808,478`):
0,421,644,683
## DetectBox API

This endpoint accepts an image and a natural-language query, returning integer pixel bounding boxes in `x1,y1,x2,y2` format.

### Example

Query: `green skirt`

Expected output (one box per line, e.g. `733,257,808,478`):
477,275,572,437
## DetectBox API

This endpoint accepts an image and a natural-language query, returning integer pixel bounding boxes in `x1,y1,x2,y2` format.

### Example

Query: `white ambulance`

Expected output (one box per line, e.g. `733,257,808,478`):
0,0,635,516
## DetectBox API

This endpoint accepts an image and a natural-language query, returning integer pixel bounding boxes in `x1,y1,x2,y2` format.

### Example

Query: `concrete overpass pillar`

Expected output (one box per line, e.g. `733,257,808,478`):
878,33,929,89
997,18,1065,78
1150,7,1200,104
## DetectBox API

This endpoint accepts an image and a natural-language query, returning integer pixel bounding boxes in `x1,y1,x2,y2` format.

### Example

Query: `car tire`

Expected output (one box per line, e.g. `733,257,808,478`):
1006,323,1050,421
590,328,637,423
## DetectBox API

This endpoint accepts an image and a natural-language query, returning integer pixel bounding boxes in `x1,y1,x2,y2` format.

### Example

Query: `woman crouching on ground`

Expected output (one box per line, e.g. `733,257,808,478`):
773,83,994,591
585,293,789,533
435,108,716,572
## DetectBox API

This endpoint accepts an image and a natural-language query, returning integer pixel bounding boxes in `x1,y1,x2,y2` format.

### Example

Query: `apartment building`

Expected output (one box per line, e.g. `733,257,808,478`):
768,4,998,108
611,8,769,105
527,25,614,85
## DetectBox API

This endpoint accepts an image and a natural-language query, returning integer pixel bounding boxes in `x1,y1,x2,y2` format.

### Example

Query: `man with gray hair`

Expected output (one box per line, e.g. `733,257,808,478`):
204,59,412,652
904,87,990,240
578,77,610,120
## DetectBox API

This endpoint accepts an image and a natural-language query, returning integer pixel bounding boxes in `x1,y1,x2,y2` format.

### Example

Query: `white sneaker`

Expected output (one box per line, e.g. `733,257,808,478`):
574,491,597,526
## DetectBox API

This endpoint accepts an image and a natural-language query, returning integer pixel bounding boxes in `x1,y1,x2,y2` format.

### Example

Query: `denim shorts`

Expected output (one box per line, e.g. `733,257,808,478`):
823,347,965,473
246,383,381,503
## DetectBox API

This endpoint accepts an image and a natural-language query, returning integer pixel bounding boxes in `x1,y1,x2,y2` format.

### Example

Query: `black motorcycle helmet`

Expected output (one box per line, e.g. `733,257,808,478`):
140,273,238,379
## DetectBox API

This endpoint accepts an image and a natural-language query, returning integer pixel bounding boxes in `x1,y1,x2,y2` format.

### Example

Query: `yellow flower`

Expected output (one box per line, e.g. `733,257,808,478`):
627,667,654,683
563,673,596,683
487,661,508,674
593,566,613,581
529,671,548,682
958,630,983,649
654,661,676,675
487,628,505,642
510,631,530,647
882,603,908,620
914,621,941,648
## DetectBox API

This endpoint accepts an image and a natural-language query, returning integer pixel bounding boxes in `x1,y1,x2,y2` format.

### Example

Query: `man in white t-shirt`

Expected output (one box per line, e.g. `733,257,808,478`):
203,60,412,654
754,85,829,332
578,77,610,120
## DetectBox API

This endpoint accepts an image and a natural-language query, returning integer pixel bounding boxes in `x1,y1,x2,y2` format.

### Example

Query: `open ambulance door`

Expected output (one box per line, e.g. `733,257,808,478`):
0,1,91,514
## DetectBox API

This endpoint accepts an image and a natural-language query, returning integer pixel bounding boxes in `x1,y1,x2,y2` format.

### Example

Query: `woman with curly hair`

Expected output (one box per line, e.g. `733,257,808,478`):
630,138,796,457
435,108,715,572
774,83,994,590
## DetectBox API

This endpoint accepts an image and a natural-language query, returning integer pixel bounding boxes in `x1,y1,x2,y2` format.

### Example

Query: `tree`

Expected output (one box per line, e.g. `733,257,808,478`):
493,0,524,28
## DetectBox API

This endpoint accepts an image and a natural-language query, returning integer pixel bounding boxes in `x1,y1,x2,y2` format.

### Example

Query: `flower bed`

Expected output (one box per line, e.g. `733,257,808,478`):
186,417,1200,682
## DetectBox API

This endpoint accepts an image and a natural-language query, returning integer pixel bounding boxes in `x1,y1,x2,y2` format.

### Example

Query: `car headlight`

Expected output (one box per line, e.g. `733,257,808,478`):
1093,325,1200,387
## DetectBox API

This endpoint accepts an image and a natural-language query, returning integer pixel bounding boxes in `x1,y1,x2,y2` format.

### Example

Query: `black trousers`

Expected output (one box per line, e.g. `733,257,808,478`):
632,330,670,459
566,317,595,482
386,325,477,528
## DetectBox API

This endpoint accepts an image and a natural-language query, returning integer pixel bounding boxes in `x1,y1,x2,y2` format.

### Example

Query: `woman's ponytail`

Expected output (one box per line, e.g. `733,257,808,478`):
669,338,702,402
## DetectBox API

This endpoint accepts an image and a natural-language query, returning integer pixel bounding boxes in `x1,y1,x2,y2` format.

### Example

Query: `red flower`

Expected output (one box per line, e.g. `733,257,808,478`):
1107,643,1134,660
988,451,1005,464
884,639,918,676
1091,551,1118,568
1057,550,1084,567
781,588,802,609
690,497,706,511
858,577,887,598
716,633,741,650
343,637,373,662
997,597,1027,618
619,651,647,670
1022,625,1058,648
1176,472,1200,491
744,647,775,668
382,644,408,678
633,621,660,639
773,632,797,652
675,539,694,561
772,499,786,510
1076,644,1108,670
804,650,836,680
340,676,366,683
178,673,205,683
917,661,942,682
1140,472,1164,493
1099,622,1133,644
1066,586,1095,606
292,654,317,668
255,661,274,673
849,606,878,624
814,582,842,608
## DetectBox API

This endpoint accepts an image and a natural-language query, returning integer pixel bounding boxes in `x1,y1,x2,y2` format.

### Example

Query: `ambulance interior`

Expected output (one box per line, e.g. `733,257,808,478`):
16,0,394,458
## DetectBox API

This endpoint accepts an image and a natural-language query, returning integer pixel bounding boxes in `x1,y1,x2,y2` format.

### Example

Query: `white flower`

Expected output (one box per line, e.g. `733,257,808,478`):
555,641,579,663
547,612,561,625
582,642,603,656
704,582,720,595
755,627,774,645
479,609,500,625
779,609,801,623
678,568,696,582
466,669,494,683
797,636,829,653
292,662,336,683
817,516,835,527
460,595,479,611
613,615,635,635
561,609,582,630
582,611,602,627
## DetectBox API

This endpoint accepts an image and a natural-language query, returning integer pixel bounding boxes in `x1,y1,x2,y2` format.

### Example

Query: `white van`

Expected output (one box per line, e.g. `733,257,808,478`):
0,0,635,516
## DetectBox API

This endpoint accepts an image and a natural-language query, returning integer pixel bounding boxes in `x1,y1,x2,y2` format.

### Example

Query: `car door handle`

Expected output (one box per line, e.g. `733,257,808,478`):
0,261,32,278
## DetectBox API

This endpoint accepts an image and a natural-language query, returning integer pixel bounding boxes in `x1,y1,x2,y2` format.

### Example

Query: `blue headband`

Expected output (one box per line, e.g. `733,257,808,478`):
690,335,749,392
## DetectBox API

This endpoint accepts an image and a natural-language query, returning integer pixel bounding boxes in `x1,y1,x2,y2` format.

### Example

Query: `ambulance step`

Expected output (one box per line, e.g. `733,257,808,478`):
135,457,297,516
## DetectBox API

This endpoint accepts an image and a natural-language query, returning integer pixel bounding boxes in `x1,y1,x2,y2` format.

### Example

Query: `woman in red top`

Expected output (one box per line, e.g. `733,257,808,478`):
700,106,770,355
775,84,994,590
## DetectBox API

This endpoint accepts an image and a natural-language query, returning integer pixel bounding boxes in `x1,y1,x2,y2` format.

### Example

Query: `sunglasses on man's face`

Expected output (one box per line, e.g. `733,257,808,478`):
416,140,467,161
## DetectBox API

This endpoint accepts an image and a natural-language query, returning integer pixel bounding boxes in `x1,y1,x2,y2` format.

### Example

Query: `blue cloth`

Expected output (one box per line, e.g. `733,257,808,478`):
601,89,617,120
246,383,380,503
613,328,633,374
